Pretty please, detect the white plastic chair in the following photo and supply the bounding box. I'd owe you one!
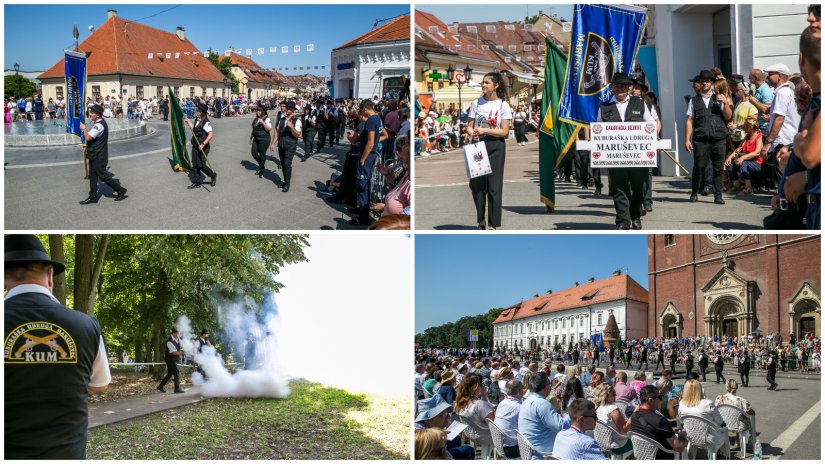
[594,419,629,460]
[628,431,680,460]
[515,430,553,460]
[717,404,752,459]
[486,419,510,460]
[680,414,730,460]
[457,414,493,459]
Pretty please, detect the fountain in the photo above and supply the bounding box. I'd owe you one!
[4,118,148,147]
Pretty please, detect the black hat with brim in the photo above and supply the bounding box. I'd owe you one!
[89,104,104,115]
[197,103,209,113]
[285,101,296,110]
[696,70,715,82]
[5,234,66,276]
[611,72,634,86]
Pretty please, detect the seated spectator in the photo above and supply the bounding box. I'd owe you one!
[492,379,524,459]
[496,366,513,394]
[725,117,764,194]
[629,370,649,397]
[554,377,585,416]
[415,428,450,460]
[593,383,633,456]
[715,379,759,438]
[613,372,637,403]
[580,364,595,388]
[553,364,569,396]
[654,370,674,398]
[437,370,457,404]
[372,135,411,219]
[518,371,571,457]
[604,366,617,384]
[552,399,607,460]
[454,373,495,448]
[423,369,442,397]
[678,379,731,458]
[585,371,605,399]
[415,395,474,460]
[368,214,410,230]
[630,385,687,459]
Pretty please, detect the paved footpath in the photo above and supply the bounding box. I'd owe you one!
[4,117,366,230]
[89,386,205,428]
[415,138,774,230]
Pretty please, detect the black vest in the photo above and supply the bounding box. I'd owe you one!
[691,93,728,141]
[714,356,724,370]
[164,336,181,362]
[192,117,210,148]
[85,117,108,161]
[312,108,325,128]
[4,291,103,459]
[699,353,709,367]
[739,355,750,372]
[252,118,270,140]
[277,116,298,146]
[302,114,316,133]
[600,96,645,122]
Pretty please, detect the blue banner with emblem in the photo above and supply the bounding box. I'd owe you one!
[64,51,87,143]
[559,4,648,125]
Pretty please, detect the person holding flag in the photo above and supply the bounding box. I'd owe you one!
[79,104,128,204]
[183,102,217,189]
[597,72,656,230]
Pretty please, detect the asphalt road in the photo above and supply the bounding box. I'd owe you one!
[415,138,777,230]
[4,117,367,230]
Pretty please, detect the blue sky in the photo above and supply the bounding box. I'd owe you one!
[415,234,648,333]
[417,4,573,24]
[4,4,409,76]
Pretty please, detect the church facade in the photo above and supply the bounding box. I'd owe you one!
[648,234,821,340]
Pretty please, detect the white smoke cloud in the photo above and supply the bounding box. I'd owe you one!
[175,302,290,398]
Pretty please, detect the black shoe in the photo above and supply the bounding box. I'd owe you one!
[79,197,99,205]
[595,189,602,197]
[631,218,642,230]
[640,209,647,217]
[348,218,369,226]
[187,183,201,189]
[157,385,166,393]
[644,204,653,213]
[301,157,306,162]
[114,190,128,201]
[616,223,630,230]
[347,206,360,213]
[478,225,486,230]
[174,388,186,394]
[211,173,217,187]
[258,170,263,178]
[282,183,289,192]
[325,195,343,204]
[714,195,725,205]
[689,193,698,203]
[701,187,712,196]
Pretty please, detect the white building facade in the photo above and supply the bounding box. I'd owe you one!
[331,42,410,100]
[648,4,810,176]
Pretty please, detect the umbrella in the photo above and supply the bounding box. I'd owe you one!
[436,115,451,123]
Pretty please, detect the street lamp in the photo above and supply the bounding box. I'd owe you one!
[507,74,516,106]
[446,64,455,82]
[223,77,228,98]
[14,63,20,98]
[456,65,472,135]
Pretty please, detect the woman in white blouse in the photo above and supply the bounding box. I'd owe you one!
[679,379,731,458]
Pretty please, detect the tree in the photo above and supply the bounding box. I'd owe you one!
[4,75,37,100]
[207,50,240,93]
[73,235,109,317]
[48,235,67,305]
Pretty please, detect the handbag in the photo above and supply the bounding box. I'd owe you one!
[463,141,492,179]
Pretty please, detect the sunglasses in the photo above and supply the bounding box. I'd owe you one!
[809,5,821,17]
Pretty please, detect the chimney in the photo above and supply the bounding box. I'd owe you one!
[176,27,185,41]
[588,277,595,283]
[613,269,622,276]
[538,10,544,16]
[452,21,459,28]
[575,281,579,287]
[547,289,553,294]
[107,9,117,20]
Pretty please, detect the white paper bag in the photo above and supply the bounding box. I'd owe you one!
[508,129,515,139]
[463,142,492,179]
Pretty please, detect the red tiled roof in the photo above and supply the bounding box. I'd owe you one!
[228,53,284,85]
[415,10,498,62]
[39,16,225,82]
[493,274,649,324]
[457,22,546,70]
[335,15,410,50]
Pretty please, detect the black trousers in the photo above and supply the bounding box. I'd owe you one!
[715,367,726,383]
[740,370,749,386]
[700,365,708,382]
[159,358,180,390]
[608,167,646,226]
[469,138,506,228]
[644,168,653,207]
[303,129,316,156]
[327,124,337,147]
[655,358,665,371]
[278,141,297,185]
[685,364,694,379]
[560,153,573,180]
[766,370,777,389]
[575,150,591,187]
[251,136,270,171]
[316,126,327,148]
[188,145,215,184]
[691,138,726,194]
[337,120,346,144]
[514,120,528,143]
[88,157,125,198]
[340,154,359,204]
[638,357,648,370]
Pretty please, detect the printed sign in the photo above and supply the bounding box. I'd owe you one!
[589,122,658,167]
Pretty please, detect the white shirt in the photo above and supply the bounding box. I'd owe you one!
[88,118,105,139]
[597,95,655,122]
[468,97,513,129]
[685,91,714,118]
[5,284,111,388]
[167,336,181,354]
[277,115,302,134]
[768,83,800,147]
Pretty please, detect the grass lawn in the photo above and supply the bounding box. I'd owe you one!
[87,379,410,459]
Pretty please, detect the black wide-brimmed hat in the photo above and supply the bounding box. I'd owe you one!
[611,72,634,85]
[632,76,649,93]
[696,70,715,82]
[89,103,105,115]
[5,234,66,276]
[284,101,296,110]
[197,102,209,113]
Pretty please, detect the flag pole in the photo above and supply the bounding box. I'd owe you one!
[74,24,89,179]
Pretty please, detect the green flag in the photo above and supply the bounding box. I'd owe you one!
[539,38,582,211]
[168,86,192,172]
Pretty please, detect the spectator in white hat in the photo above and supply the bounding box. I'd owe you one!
[761,63,801,178]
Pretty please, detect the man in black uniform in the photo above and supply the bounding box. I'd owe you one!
[669,347,678,374]
[639,344,649,371]
[4,234,111,459]
[608,344,616,366]
[685,69,732,204]
[214,97,222,119]
[738,349,751,387]
[196,329,212,378]
[160,96,169,121]
[684,351,695,379]
[323,100,338,148]
[184,102,217,189]
[336,100,347,145]
[625,345,634,369]
[713,350,727,383]
[270,100,302,192]
[655,346,666,372]
[596,72,656,230]
[79,104,129,204]
[766,351,778,391]
[698,348,709,382]
[157,327,185,393]
[313,100,326,150]
[301,104,317,161]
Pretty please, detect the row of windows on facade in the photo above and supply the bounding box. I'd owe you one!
[494,312,613,336]
[54,85,246,101]
[495,334,591,347]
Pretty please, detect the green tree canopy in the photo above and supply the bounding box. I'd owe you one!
[4,75,37,101]
[415,308,503,349]
[207,50,240,93]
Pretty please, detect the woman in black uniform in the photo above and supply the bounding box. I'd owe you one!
[250,105,272,177]
[464,72,513,230]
